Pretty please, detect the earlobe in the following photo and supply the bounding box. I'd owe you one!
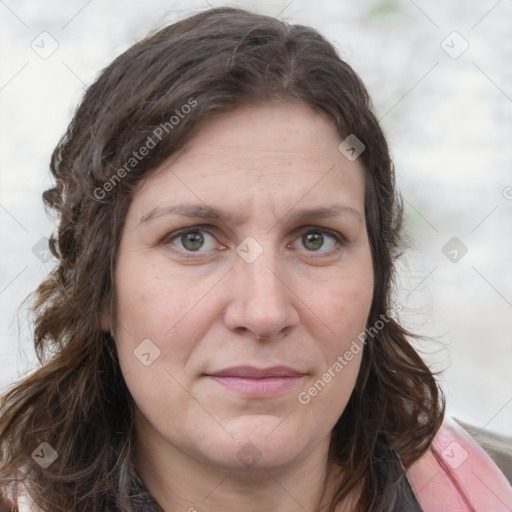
[99,303,113,333]
[99,311,110,332]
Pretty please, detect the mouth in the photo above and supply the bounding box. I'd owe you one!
[204,366,306,398]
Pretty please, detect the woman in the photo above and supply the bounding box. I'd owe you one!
[1,7,511,512]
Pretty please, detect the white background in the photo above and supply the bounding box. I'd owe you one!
[1,0,511,435]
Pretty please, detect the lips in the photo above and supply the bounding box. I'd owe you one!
[207,365,305,378]
[204,366,305,398]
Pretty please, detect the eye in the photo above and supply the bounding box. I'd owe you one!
[162,225,344,257]
[291,228,342,254]
[164,227,219,253]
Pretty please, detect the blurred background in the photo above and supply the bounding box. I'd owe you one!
[1,0,511,435]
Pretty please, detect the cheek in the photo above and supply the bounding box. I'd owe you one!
[322,280,370,378]
[115,256,212,342]
[310,262,374,352]
[113,257,206,389]
[113,259,211,425]
[306,270,372,406]
[294,257,373,409]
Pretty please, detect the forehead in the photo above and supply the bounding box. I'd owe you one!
[165,102,344,171]
[130,102,366,222]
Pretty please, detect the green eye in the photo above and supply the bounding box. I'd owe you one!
[181,232,204,251]
[164,226,343,257]
[302,232,324,251]
[164,228,218,253]
[298,230,338,252]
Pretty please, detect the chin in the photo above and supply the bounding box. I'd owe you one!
[206,415,314,471]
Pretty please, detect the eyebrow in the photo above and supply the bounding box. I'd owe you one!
[139,203,362,227]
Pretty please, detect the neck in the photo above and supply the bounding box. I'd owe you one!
[133,427,355,512]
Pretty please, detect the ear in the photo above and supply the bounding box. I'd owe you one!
[98,295,114,333]
[99,310,111,332]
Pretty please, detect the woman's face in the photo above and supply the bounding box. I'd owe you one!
[113,102,374,472]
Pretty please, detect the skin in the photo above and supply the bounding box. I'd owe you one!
[111,102,374,512]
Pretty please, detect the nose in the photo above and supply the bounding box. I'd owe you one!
[223,247,300,341]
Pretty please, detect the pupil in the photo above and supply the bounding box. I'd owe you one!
[182,232,204,251]
[304,232,323,250]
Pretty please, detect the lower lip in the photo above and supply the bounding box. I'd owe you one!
[207,376,303,397]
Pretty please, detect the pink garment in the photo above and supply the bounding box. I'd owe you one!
[17,495,41,512]
[407,417,512,511]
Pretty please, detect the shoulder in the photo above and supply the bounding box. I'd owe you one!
[406,416,512,511]
[453,417,512,484]
[0,493,43,512]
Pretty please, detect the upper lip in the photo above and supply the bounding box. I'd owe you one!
[206,366,305,378]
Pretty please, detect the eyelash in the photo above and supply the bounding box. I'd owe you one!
[161,224,346,258]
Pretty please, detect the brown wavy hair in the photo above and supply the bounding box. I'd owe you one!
[0,7,444,511]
